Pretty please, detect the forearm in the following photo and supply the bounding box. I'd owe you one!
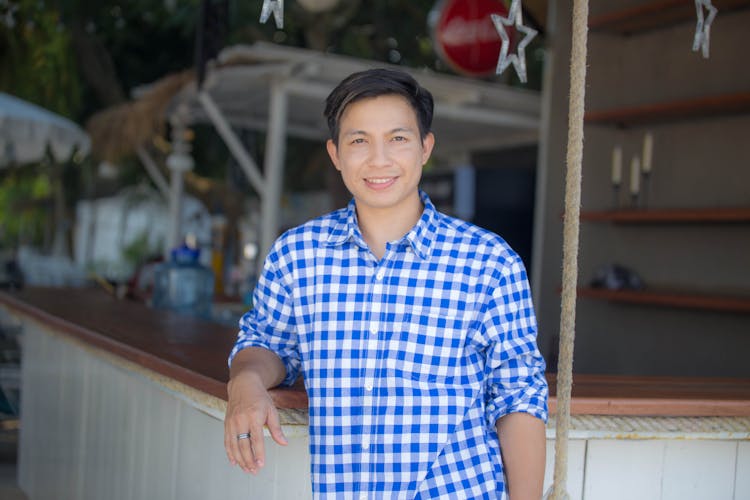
[496,412,546,500]
[229,346,287,390]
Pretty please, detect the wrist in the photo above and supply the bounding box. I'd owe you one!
[228,368,267,395]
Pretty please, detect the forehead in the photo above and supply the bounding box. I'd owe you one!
[339,94,419,130]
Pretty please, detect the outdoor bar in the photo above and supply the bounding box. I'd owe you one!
[3,287,749,499]
[3,1,750,499]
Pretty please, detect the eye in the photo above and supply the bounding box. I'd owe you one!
[350,138,366,144]
[392,135,407,142]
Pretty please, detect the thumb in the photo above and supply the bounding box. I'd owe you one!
[266,405,288,446]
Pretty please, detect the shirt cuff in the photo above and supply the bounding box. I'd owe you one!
[486,386,549,426]
[228,341,299,387]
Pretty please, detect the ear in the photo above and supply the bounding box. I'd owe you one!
[326,139,341,171]
[421,132,435,165]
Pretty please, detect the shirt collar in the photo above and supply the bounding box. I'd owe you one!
[325,190,438,261]
[404,190,438,260]
[324,197,364,248]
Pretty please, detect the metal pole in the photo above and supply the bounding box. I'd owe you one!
[198,91,266,195]
[165,115,194,255]
[136,145,170,199]
[259,78,289,274]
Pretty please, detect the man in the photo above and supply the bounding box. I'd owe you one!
[225,68,548,499]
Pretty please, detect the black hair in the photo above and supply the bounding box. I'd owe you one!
[324,68,434,144]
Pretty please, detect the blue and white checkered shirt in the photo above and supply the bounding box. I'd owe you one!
[230,191,548,499]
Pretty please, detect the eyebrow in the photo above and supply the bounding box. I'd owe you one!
[342,127,417,138]
[390,127,416,135]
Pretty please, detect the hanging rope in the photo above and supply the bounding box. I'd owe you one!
[546,1,589,499]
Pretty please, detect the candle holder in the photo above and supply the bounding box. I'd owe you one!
[641,171,651,208]
[612,183,621,210]
[628,156,641,210]
[630,190,640,209]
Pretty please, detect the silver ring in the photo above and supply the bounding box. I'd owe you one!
[236,432,251,441]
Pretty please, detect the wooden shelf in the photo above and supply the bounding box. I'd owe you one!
[580,207,750,224]
[584,92,750,127]
[578,287,750,314]
[589,0,750,35]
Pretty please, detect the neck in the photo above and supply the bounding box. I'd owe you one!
[356,197,423,260]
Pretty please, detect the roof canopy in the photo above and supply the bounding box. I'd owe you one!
[0,92,90,167]
[160,42,541,160]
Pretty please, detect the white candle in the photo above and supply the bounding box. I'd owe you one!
[630,156,641,196]
[642,132,654,174]
[611,146,623,186]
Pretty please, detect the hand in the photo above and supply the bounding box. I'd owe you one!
[224,371,288,474]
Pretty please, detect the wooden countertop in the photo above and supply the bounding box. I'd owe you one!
[2,287,749,417]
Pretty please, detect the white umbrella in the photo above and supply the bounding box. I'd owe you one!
[0,92,90,167]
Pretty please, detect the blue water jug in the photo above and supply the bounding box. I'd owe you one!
[152,245,214,319]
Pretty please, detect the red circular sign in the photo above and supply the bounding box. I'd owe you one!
[432,0,510,77]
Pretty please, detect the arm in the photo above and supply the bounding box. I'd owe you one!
[496,412,546,500]
[224,240,301,474]
[224,346,288,474]
[480,254,549,497]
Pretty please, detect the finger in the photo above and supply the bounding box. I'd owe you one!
[249,425,266,469]
[229,429,248,471]
[236,429,257,474]
[224,426,237,465]
[226,414,254,473]
[227,416,253,470]
[224,418,241,466]
[266,405,288,446]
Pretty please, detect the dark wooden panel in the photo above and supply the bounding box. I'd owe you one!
[589,0,750,35]
[584,92,750,127]
[578,287,750,314]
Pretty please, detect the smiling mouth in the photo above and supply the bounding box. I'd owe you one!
[365,177,396,184]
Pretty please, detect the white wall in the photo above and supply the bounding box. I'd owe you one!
[17,319,311,500]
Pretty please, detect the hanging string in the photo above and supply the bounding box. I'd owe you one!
[546,0,589,499]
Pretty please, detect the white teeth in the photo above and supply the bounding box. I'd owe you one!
[367,178,393,184]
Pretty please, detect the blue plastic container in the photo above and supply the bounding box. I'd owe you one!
[152,245,214,319]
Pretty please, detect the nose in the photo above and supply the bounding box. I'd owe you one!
[368,140,392,168]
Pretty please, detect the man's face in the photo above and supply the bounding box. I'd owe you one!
[326,94,435,217]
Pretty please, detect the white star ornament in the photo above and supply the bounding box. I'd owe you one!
[693,0,718,58]
[260,0,284,30]
[490,0,538,83]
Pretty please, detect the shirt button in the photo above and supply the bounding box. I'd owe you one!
[360,494,368,500]
[364,382,373,391]
[369,324,378,335]
[376,269,385,280]
[362,439,370,451]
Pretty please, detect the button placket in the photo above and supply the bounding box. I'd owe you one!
[364,265,384,392]
[357,264,388,495]
[359,260,393,493]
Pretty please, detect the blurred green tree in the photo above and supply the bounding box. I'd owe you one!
[0,0,82,115]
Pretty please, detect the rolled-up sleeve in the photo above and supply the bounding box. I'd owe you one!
[228,246,301,387]
[481,255,548,426]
